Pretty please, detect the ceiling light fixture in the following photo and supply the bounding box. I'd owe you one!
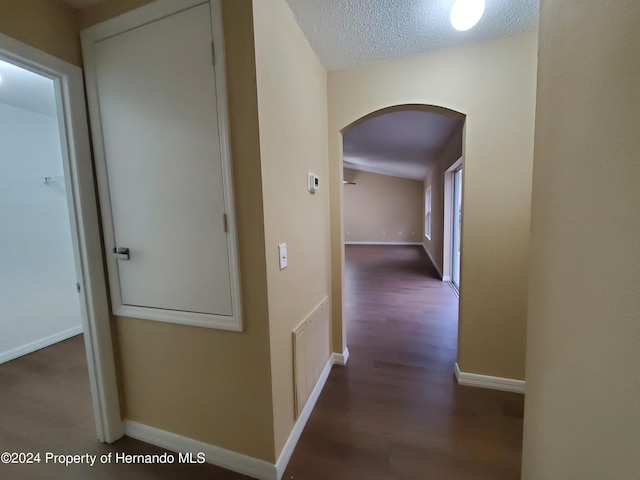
[450,0,485,31]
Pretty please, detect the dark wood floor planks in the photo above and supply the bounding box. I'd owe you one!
[0,335,251,480]
[284,245,523,480]
[0,244,523,479]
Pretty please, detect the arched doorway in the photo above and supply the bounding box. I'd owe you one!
[332,103,466,362]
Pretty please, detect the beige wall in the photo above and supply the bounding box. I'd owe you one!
[252,0,331,456]
[79,0,159,29]
[81,0,277,461]
[522,1,640,478]
[0,0,80,66]
[423,125,464,275]
[343,168,423,244]
[329,32,538,379]
[6,0,327,464]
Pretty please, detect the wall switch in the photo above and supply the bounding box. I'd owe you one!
[308,173,319,193]
[278,243,288,270]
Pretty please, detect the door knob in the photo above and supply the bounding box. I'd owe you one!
[113,247,130,260]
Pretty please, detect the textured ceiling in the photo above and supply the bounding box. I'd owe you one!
[0,59,56,117]
[343,110,463,180]
[61,0,103,8]
[285,0,539,71]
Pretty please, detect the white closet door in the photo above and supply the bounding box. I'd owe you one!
[88,2,236,323]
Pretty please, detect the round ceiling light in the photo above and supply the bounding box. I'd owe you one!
[450,0,486,31]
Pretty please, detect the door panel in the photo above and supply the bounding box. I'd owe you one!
[93,3,232,316]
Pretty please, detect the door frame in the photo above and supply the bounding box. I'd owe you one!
[442,157,463,283]
[0,33,123,443]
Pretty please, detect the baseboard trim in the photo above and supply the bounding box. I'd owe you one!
[275,356,333,479]
[330,347,350,366]
[125,420,276,480]
[454,362,525,394]
[421,243,444,280]
[345,242,422,246]
[0,325,83,364]
[125,355,337,480]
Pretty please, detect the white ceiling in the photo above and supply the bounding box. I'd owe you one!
[343,110,463,180]
[285,0,537,178]
[285,0,539,71]
[0,59,57,117]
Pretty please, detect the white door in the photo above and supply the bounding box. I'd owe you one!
[83,1,242,330]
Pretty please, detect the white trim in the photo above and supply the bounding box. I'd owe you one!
[125,420,277,480]
[345,242,423,246]
[0,33,123,443]
[330,347,350,366]
[454,362,525,394]
[422,243,444,280]
[0,326,83,364]
[125,357,336,480]
[80,0,243,332]
[275,357,333,479]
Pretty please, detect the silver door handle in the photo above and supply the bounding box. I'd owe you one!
[113,247,130,260]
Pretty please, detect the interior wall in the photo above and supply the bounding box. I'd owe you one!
[80,0,276,461]
[522,1,640,478]
[343,168,423,244]
[252,0,331,457]
[422,125,464,275]
[0,102,82,361]
[0,0,80,66]
[329,32,538,379]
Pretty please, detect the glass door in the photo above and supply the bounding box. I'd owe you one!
[452,167,462,290]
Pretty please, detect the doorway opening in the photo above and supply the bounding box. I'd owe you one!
[0,34,121,443]
[339,103,465,358]
[0,58,84,361]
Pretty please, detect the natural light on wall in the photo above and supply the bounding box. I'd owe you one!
[450,0,485,31]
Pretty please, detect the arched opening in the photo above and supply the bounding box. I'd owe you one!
[335,103,466,371]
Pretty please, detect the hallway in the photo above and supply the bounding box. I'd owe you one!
[284,245,524,479]
[0,246,523,479]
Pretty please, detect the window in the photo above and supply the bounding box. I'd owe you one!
[425,186,432,240]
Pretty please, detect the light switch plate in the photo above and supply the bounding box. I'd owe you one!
[278,243,287,270]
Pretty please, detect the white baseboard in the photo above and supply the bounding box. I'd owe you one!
[345,242,422,246]
[125,420,276,480]
[442,275,452,281]
[125,355,337,480]
[421,243,444,280]
[454,362,525,394]
[330,347,350,366]
[275,356,333,478]
[0,325,83,364]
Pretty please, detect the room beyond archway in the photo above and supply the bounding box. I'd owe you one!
[337,104,466,359]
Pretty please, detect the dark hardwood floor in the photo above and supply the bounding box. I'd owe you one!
[0,335,251,480]
[0,245,523,479]
[284,245,524,480]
